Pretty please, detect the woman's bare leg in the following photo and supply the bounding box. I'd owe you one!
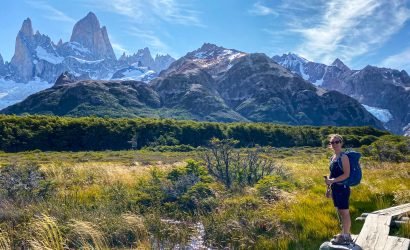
[338,209,351,234]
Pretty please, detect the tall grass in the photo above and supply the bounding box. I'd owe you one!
[0,147,408,249]
[28,214,65,250]
[121,213,150,248]
[0,230,11,250]
[69,220,108,250]
[398,221,410,238]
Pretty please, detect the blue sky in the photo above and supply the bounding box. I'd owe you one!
[1,0,410,72]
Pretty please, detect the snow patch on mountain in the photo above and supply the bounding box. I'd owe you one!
[299,63,309,81]
[403,123,410,136]
[120,68,155,81]
[314,78,324,86]
[111,66,156,82]
[68,56,105,64]
[362,104,393,123]
[35,46,64,64]
[0,78,52,109]
[194,52,208,59]
[67,42,91,54]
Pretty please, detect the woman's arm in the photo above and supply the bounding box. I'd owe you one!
[325,155,350,184]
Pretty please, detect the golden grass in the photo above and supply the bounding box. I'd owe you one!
[41,161,185,187]
[268,148,410,248]
[70,220,108,250]
[121,213,151,248]
[28,214,65,250]
[0,148,408,249]
[0,231,11,250]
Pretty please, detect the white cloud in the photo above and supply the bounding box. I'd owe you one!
[249,2,277,16]
[81,0,203,27]
[287,0,410,65]
[150,0,204,27]
[26,1,75,23]
[380,47,410,71]
[111,42,129,56]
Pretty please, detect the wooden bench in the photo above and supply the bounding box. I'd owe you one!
[354,203,410,250]
[320,203,410,250]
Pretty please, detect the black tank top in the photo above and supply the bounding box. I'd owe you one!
[329,157,344,179]
[329,155,349,190]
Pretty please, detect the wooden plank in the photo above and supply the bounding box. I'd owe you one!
[383,236,410,250]
[355,214,391,250]
[372,203,410,217]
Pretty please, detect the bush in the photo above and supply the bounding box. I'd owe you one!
[343,135,361,148]
[0,164,55,203]
[255,175,294,201]
[359,135,378,145]
[180,182,217,212]
[201,139,280,189]
[360,135,410,162]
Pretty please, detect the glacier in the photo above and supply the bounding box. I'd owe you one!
[0,78,52,110]
[362,104,393,123]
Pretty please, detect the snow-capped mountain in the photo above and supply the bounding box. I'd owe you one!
[2,45,384,131]
[272,53,352,87]
[118,48,175,74]
[0,78,52,110]
[0,12,175,109]
[273,53,410,135]
[69,12,116,61]
[161,43,247,79]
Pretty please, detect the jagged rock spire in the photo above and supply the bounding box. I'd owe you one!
[331,58,350,72]
[70,12,116,60]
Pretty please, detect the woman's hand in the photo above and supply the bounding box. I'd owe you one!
[325,178,334,185]
[325,188,331,198]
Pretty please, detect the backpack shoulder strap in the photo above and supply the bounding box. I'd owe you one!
[337,152,345,171]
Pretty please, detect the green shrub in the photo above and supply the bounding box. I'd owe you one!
[180,182,217,212]
[360,135,410,162]
[255,175,294,201]
[359,135,378,145]
[0,164,55,203]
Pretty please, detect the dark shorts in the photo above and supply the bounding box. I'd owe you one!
[331,184,350,209]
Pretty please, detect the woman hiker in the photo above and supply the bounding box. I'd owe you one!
[324,134,353,245]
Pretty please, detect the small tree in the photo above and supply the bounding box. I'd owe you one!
[202,138,237,188]
[201,138,279,189]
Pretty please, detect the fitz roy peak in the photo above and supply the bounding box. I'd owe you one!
[69,12,116,61]
[1,12,174,83]
[0,12,175,109]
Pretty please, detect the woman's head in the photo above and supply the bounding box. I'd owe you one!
[328,134,343,151]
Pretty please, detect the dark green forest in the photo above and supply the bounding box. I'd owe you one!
[0,115,389,152]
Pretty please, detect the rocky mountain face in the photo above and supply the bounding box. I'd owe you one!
[1,13,175,84]
[0,13,175,109]
[0,54,5,75]
[70,12,116,61]
[118,48,175,73]
[1,79,161,117]
[161,43,246,79]
[9,18,61,82]
[273,53,410,135]
[2,44,384,130]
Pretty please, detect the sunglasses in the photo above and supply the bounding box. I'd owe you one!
[329,140,341,145]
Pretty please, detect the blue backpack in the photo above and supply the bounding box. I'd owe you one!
[336,151,362,186]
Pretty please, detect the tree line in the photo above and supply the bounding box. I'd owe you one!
[0,115,389,152]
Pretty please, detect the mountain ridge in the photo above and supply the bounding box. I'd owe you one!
[272,53,410,135]
[1,46,384,130]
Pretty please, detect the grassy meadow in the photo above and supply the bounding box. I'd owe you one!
[0,146,409,250]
